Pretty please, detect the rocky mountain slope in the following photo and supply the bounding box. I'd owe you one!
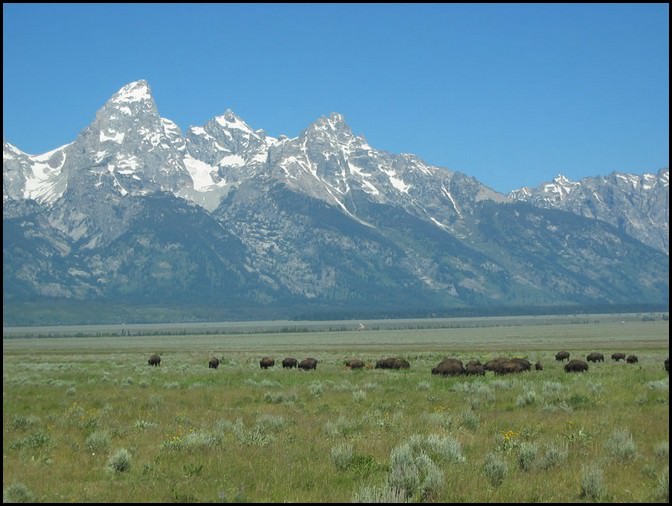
[3,80,668,324]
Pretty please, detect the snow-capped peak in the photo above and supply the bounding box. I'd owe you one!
[311,112,350,133]
[551,174,580,189]
[213,110,255,134]
[110,80,153,104]
[3,141,27,158]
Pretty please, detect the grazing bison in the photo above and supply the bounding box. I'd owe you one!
[665,358,669,373]
[375,357,398,369]
[626,354,638,364]
[208,357,220,369]
[394,358,411,369]
[535,361,543,371]
[586,352,604,363]
[564,359,589,373]
[298,358,318,371]
[483,357,508,373]
[510,358,532,372]
[259,357,275,369]
[147,354,161,367]
[498,360,528,375]
[431,358,465,376]
[345,359,365,369]
[282,357,298,369]
[555,351,570,362]
[484,357,530,375]
[375,357,409,370]
[464,360,485,376]
[611,352,626,362]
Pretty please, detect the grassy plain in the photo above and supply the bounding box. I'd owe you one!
[3,314,669,502]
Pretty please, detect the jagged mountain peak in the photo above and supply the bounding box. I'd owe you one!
[3,141,26,158]
[306,112,352,136]
[110,79,153,105]
[92,79,161,129]
[3,80,669,322]
[212,109,251,130]
[510,168,669,254]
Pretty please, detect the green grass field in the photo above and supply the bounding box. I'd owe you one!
[3,315,669,502]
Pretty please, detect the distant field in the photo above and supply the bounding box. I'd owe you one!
[3,314,668,502]
[3,312,669,352]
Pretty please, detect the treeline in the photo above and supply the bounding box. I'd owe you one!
[3,301,668,330]
[292,303,670,321]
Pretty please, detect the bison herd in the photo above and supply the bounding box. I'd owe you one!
[147,352,669,375]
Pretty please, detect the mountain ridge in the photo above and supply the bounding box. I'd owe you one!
[3,80,668,325]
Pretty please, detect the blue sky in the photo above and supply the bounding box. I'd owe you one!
[3,3,669,193]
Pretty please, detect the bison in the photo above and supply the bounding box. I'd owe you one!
[564,359,589,373]
[208,357,220,369]
[282,357,298,369]
[464,360,485,376]
[147,354,161,367]
[586,352,604,363]
[298,358,318,371]
[611,352,626,361]
[483,357,508,373]
[484,357,530,375]
[259,357,275,369]
[375,357,409,370]
[345,359,365,369]
[497,360,528,375]
[626,354,638,364]
[375,357,398,369]
[394,358,410,369]
[431,358,465,376]
[535,361,543,371]
[555,351,570,362]
[665,358,669,373]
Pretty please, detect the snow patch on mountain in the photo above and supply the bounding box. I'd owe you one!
[183,154,221,191]
[111,80,153,104]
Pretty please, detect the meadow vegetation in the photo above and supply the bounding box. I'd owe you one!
[3,315,668,502]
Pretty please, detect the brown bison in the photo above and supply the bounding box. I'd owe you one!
[535,361,543,371]
[282,357,298,369]
[375,357,409,370]
[208,357,220,369]
[586,352,604,363]
[259,357,275,369]
[564,359,589,373]
[431,358,465,376]
[464,360,485,376]
[298,358,318,371]
[375,357,397,369]
[611,352,626,361]
[483,357,508,373]
[148,354,161,367]
[394,358,410,369]
[484,357,530,375]
[665,358,669,373]
[626,355,638,364]
[510,358,532,371]
[345,359,365,369]
[498,360,528,375]
[555,351,570,362]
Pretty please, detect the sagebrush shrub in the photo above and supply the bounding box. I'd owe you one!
[483,452,507,487]
[580,463,605,500]
[106,448,131,473]
[331,443,354,471]
[86,430,110,452]
[517,441,538,471]
[605,428,636,460]
[3,482,35,503]
[655,466,669,502]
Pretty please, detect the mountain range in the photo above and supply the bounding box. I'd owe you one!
[3,80,669,325]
